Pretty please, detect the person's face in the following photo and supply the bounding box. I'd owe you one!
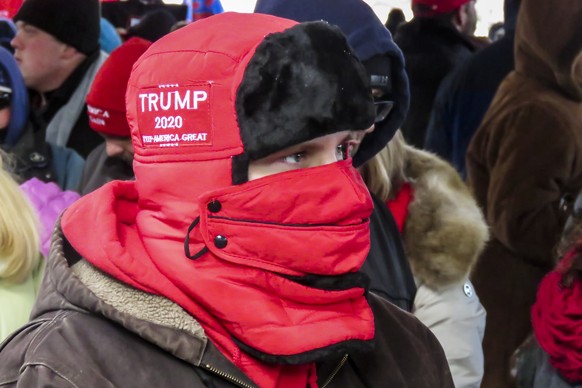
[0,108,10,130]
[248,130,358,181]
[104,135,134,165]
[11,22,68,92]
[461,0,478,36]
[0,90,10,130]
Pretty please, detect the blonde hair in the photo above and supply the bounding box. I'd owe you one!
[0,151,41,283]
[360,130,408,202]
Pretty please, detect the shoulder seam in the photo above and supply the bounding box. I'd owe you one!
[19,363,78,388]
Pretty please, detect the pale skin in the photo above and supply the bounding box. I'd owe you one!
[454,0,478,36]
[11,22,86,94]
[103,135,134,165]
[248,130,364,181]
[0,108,9,130]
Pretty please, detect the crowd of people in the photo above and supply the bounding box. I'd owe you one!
[0,0,580,387]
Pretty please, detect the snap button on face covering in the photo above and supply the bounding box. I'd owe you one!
[214,235,228,249]
[207,200,222,213]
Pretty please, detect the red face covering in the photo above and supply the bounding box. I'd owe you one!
[191,159,374,355]
[63,159,375,388]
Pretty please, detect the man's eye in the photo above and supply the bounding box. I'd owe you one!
[282,153,305,164]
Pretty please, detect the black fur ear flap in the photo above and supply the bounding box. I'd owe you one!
[231,153,250,185]
[235,21,375,162]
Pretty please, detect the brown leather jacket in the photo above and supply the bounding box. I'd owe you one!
[0,223,454,388]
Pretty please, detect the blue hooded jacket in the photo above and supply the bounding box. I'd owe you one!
[255,0,410,167]
[0,45,28,147]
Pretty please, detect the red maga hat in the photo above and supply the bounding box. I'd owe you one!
[87,37,152,137]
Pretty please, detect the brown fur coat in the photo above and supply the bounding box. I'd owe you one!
[466,0,582,386]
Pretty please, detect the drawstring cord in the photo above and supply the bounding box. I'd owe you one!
[184,216,208,260]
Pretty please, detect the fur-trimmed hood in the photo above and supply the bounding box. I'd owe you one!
[403,146,489,289]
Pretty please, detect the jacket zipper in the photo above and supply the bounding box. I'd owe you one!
[202,354,348,388]
[202,363,256,388]
[321,354,349,388]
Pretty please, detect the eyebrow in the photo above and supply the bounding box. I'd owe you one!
[299,133,352,151]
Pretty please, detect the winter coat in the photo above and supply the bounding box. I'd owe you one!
[78,143,134,195]
[512,336,582,388]
[466,0,582,386]
[394,17,476,148]
[532,344,582,388]
[0,222,455,388]
[30,50,107,159]
[424,32,515,178]
[424,0,521,177]
[401,146,488,388]
[0,259,44,343]
[532,350,582,388]
[19,178,79,257]
[7,125,85,191]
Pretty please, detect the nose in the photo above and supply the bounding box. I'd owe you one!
[11,32,22,50]
[105,141,124,157]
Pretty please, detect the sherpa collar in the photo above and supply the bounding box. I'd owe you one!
[31,222,258,387]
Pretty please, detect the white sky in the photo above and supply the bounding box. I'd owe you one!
[218,0,505,37]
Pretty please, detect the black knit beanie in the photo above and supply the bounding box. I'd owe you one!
[14,0,100,55]
[126,9,177,42]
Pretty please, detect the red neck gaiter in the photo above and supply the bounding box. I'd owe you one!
[62,159,375,388]
[532,252,582,383]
